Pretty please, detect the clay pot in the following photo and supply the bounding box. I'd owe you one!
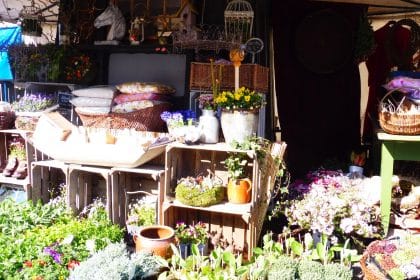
[133,225,175,258]
[227,178,252,204]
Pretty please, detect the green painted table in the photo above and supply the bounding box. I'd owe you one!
[377,132,420,235]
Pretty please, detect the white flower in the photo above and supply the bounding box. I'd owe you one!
[86,239,96,254]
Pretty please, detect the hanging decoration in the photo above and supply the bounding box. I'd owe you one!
[224,0,254,44]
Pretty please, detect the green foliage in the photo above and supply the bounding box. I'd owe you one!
[0,199,123,279]
[267,255,298,280]
[126,196,156,227]
[388,268,406,280]
[323,263,353,280]
[69,242,164,280]
[159,244,249,280]
[297,259,325,280]
[224,152,249,180]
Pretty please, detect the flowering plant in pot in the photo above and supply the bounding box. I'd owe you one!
[224,152,252,204]
[160,110,200,144]
[214,87,264,144]
[175,221,209,258]
[126,194,157,235]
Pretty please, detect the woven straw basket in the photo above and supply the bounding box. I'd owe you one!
[76,103,171,132]
[379,89,420,135]
[360,240,390,280]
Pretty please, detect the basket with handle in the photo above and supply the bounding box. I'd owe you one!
[378,88,420,135]
[76,103,172,132]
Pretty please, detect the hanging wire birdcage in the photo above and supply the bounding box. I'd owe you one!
[19,0,43,37]
[224,0,254,44]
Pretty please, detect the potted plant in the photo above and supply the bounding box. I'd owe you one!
[224,152,252,204]
[175,171,224,207]
[126,194,157,236]
[175,221,209,258]
[198,94,220,144]
[160,110,200,144]
[214,86,264,144]
[349,149,366,176]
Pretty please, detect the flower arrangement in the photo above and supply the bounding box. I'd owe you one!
[175,172,224,207]
[126,195,156,234]
[64,54,93,83]
[363,235,420,280]
[282,168,381,246]
[175,221,209,245]
[11,94,56,112]
[198,94,215,110]
[350,150,366,167]
[214,87,264,111]
[160,110,200,144]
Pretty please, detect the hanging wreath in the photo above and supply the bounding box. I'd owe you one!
[353,13,376,64]
[385,19,420,71]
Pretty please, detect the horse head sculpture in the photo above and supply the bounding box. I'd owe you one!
[94,2,126,41]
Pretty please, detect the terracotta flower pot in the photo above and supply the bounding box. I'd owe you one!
[227,178,252,204]
[133,225,175,258]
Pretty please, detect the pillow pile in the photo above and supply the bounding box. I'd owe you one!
[111,82,174,113]
[71,86,116,115]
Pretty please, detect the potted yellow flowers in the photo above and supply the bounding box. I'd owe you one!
[214,87,264,145]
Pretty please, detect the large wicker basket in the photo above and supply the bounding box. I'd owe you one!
[76,103,171,132]
[379,89,420,135]
[360,240,388,280]
[190,62,269,93]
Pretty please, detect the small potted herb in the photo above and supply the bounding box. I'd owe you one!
[224,152,252,204]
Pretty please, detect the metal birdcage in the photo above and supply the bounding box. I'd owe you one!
[224,0,254,44]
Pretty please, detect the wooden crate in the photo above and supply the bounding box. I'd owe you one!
[110,165,165,226]
[31,160,70,204]
[68,165,111,215]
[189,62,269,93]
[163,206,254,259]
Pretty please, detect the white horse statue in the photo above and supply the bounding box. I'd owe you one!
[94,2,126,42]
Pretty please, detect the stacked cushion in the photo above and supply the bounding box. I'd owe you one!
[71,85,117,114]
[111,82,174,113]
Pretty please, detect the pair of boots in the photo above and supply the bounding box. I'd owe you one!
[2,157,28,179]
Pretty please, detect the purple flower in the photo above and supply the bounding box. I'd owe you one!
[160,111,172,122]
[43,246,61,264]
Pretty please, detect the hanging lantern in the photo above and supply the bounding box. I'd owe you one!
[19,1,43,37]
[224,0,254,44]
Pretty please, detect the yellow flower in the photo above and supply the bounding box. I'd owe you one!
[234,93,241,101]
[244,96,250,102]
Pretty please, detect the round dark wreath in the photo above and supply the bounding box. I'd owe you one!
[385,19,420,70]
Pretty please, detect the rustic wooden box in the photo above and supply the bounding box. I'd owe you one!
[31,160,70,204]
[68,165,111,215]
[110,165,165,226]
[163,142,265,257]
[189,62,269,93]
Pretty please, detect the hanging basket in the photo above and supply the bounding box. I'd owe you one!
[378,88,420,135]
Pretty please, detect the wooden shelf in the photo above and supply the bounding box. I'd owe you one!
[163,199,253,221]
[167,142,256,156]
[0,173,29,187]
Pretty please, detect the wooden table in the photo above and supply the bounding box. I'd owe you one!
[377,132,420,235]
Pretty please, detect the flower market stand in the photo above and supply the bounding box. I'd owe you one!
[162,142,286,258]
[377,132,420,235]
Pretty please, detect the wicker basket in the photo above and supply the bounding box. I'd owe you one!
[0,111,15,130]
[190,62,269,93]
[360,240,390,280]
[76,103,171,132]
[379,89,420,135]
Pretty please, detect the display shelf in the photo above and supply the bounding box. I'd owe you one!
[110,165,165,226]
[162,199,253,221]
[0,173,30,187]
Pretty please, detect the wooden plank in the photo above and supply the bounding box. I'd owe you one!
[68,170,78,212]
[40,166,49,203]
[31,165,42,203]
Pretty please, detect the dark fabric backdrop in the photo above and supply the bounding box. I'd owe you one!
[272,0,365,178]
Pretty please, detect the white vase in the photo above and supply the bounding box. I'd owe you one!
[199,109,220,144]
[220,110,259,144]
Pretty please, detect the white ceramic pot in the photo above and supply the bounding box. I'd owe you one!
[220,110,259,144]
[199,109,220,144]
